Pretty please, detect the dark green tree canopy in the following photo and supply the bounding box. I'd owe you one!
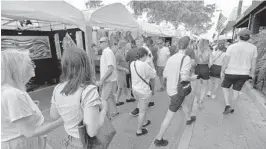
[130,1,216,35]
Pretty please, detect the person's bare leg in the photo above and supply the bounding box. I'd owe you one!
[222,87,230,106]
[212,78,220,98]
[208,78,213,96]
[200,80,207,102]
[156,109,175,140]
[110,82,118,115]
[137,101,148,133]
[116,87,122,103]
[232,90,240,101]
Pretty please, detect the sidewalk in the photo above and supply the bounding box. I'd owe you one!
[178,83,266,149]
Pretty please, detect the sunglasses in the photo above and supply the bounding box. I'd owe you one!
[99,41,106,43]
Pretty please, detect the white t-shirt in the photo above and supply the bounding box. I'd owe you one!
[157,46,170,66]
[130,60,156,96]
[100,47,117,82]
[51,83,101,138]
[1,84,44,142]
[225,41,257,75]
[143,44,155,69]
[163,53,192,96]
[210,50,225,66]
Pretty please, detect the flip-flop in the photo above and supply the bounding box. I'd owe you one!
[142,120,151,127]
[186,116,196,125]
[136,128,148,136]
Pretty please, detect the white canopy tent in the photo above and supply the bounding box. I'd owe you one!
[84,3,139,32]
[138,21,163,37]
[1,0,95,76]
[1,0,86,31]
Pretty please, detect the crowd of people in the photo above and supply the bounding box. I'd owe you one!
[1,28,257,148]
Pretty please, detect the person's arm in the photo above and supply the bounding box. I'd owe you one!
[146,63,156,94]
[50,86,60,120]
[180,56,192,81]
[250,47,258,79]
[100,51,116,84]
[14,116,63,138]
[83,86,108,137]
[166,47,171,59]
[7,91,63,138]
[221,46,232,79]
[209,52,213,67]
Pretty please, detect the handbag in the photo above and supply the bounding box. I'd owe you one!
[78,86,116,149]
[209,52,223,77]
[177,55,192,97]
[134,61,152,90]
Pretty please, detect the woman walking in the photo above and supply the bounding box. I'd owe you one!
[209,41,226,99]
[195,39,211,104]
[130,47,156,136]
[49,47,109,149]
[1,49,63,149]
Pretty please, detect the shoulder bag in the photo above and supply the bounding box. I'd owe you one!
[78,86,116,149]
[177,56,192,97]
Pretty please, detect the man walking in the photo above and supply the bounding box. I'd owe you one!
[97,37,119,117]
[221,29,257,114]
[156,39,170,91]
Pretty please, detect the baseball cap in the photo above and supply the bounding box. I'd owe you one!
[238,29,251,37]
[99,37,109,42]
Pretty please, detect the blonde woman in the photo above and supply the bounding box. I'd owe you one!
[195,39,211,104]
[49,47,108,149]
[208,41,226,99]
[1,49,63,149]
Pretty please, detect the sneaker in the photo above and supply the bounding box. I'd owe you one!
[136,128,148,136]
[211,94,216,99]
[186,116,196,125]
[207,91,211,97]
[126,98,136,103]
[130,108,139,116]
[223,105,234,114]
[116,102,124,106]
[154,138,168,147]
[148,102,155,107]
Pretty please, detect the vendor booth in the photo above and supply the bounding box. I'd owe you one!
[1,0,93,91]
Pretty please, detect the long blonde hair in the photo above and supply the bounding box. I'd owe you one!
[1,49,31,90]
[197,39,210,63]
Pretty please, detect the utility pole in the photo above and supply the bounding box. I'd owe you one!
[237,0,243,18]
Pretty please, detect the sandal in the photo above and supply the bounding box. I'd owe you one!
[142,120,151,127]
[136,128,148,136]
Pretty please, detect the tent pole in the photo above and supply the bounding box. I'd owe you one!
[84,25,96,82]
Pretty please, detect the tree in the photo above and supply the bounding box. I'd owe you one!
[85,0,103,9]
[130,1,216,35]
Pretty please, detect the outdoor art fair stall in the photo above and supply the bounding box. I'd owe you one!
[1,0,93,91]
[83,3,140,70]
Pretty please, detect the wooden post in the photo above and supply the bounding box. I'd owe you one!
[84,25,96,82]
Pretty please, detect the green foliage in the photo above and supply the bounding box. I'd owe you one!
[85,0,103,8]
[129,1,215,35]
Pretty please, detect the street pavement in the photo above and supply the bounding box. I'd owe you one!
[29,76,266,149]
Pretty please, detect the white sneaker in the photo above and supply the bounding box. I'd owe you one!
[211,94,216,99]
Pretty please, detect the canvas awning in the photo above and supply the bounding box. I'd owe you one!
[138,21,163,36]
[1,0,86,31]
[84,3,139,31]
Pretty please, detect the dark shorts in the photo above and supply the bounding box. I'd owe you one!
[169,94,186,112]
[210,64,222,78]
[126,73,131,88]
[195,64,210,80]
[221,74,249,91]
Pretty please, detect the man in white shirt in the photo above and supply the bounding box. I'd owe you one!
[154,36,197,147]
[221,29,257,114]
[156,39,170,91]
[98,37,119,117]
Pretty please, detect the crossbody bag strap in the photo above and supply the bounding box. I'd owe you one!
[134,61,151,89]
[178,55,186,84]
[212,52,223,64]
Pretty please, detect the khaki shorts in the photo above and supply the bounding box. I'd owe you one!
[101,81,117,101]
[157,66,165,77]
[1,136,49,149]
[133,91,152,112]
[117,73,127,89]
